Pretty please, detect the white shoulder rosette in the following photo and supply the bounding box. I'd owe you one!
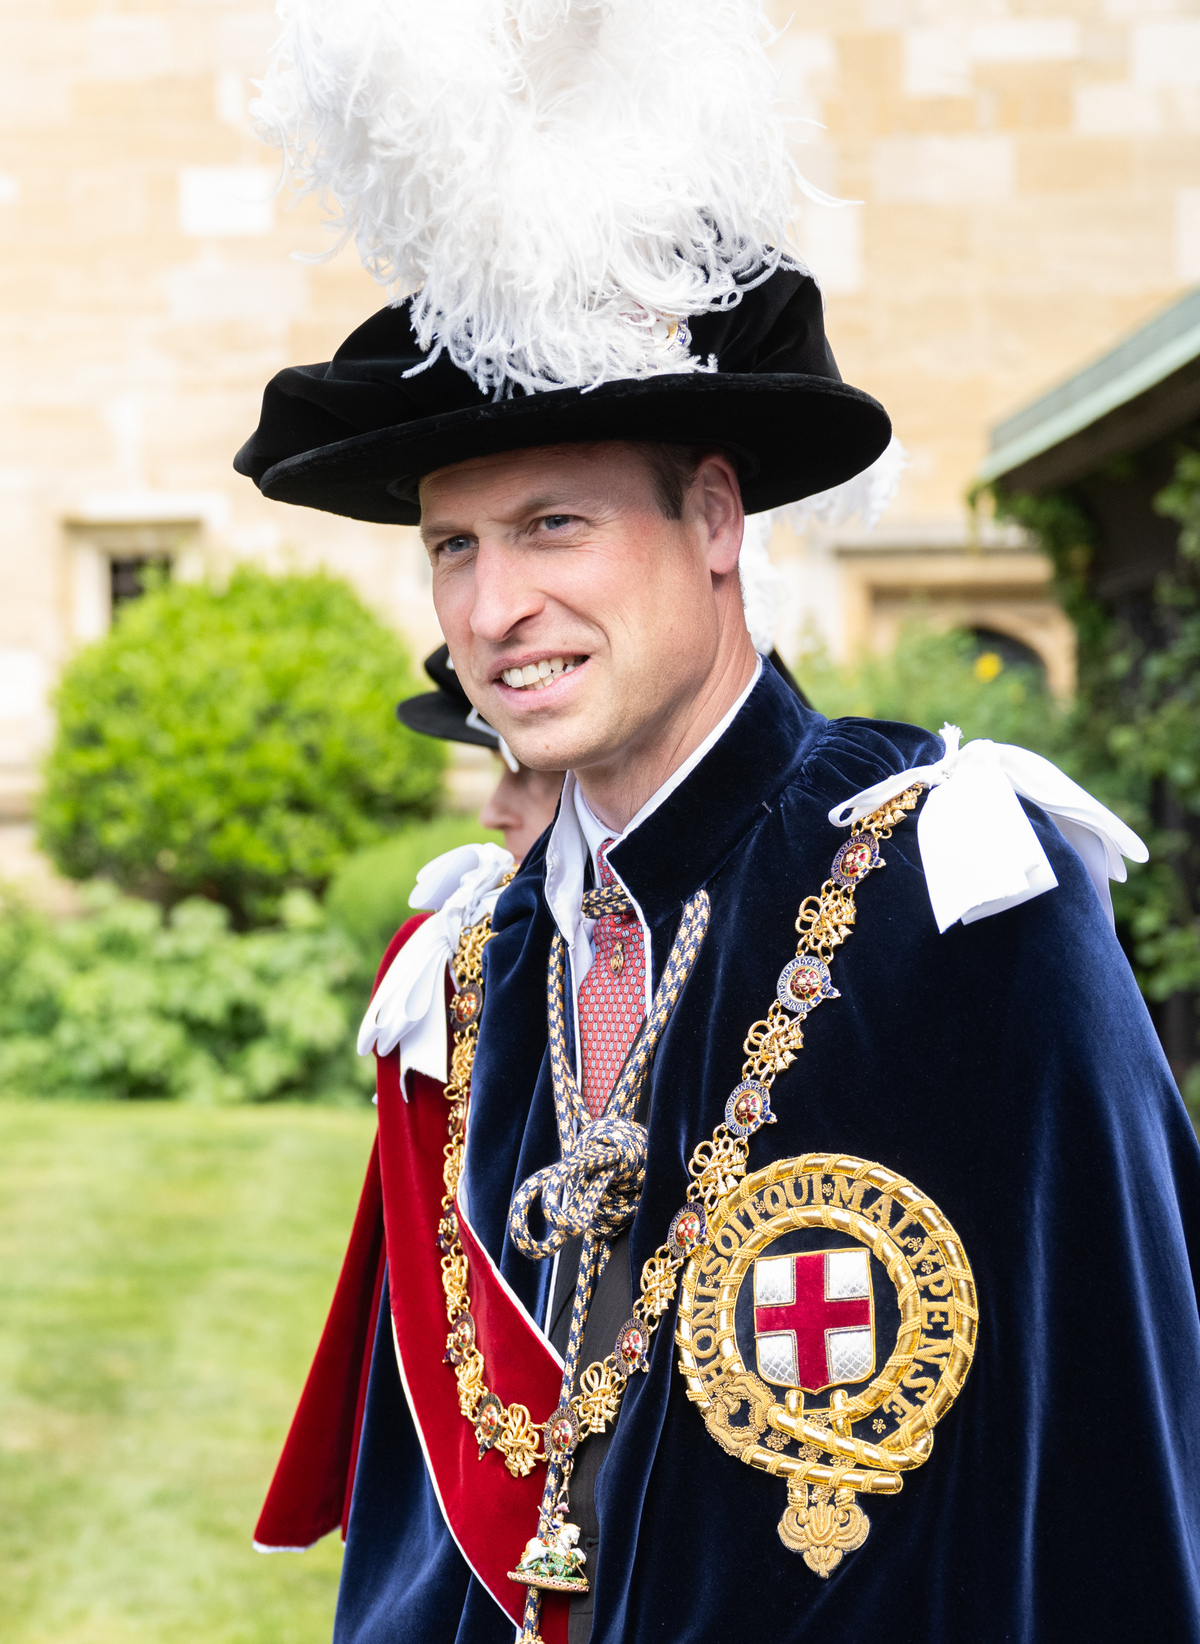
[828,725,1148,933]
[357,842,515,1089]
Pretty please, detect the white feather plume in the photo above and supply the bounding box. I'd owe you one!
[740,439,907,656]
[253,0,809,396]
[781,436,908,534]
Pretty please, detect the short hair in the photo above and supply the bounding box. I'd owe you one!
[415,440,736,521]
[636,443,736,520]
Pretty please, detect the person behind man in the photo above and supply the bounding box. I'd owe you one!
[237,5,1200,1642]
[478,762,566,865]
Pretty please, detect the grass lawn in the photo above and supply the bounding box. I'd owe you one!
[0,1099,377,1644]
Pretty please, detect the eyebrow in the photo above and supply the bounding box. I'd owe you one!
[419,492,591,543]
[418,517,463,544]
[518,493,580,515]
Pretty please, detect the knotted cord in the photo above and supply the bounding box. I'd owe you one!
[508,887,710,1258]
[580,882,634,920]
[508,886,709,1640]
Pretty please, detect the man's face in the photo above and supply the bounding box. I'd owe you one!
[420,443,745,776]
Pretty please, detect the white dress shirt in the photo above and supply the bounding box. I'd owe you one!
[542,656,762,1054]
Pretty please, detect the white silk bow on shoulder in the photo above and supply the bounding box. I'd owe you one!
[356,842,515,1087]
[828,725,1148,933]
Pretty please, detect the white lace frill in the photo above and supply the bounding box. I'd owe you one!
[357,843,515,1091]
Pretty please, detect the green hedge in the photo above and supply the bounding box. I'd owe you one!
[0,885,373,1104]
[325,815,503,967]
[991,446,1200,1105]
[800,620,1066,756]
[0,817,511,1104]
[38,569,444,926]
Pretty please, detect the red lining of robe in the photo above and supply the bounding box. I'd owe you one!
[254,913,569,1640]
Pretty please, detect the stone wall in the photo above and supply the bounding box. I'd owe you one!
[0,0,1196,834]
[766,0,1199,677]
[0,0,437,827]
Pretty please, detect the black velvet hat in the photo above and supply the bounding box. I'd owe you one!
[397,645,501,750]
[234,268,890,526]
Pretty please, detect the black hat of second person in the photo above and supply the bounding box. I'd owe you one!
[234,268,890,527]
[396,645,500,750]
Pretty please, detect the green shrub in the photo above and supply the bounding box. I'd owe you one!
[0,812,515,1104]
[0,884,374,1104]
[325,815,504,968]
[798,620,1067,756]
[38,569,444,926]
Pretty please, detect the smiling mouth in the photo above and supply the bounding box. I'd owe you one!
[499,655,586,692]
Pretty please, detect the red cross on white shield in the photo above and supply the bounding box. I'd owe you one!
[753,1249,876,1393]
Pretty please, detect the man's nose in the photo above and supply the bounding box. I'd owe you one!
[469,541,543,641]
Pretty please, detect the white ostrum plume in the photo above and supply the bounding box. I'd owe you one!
[253,0,821,397]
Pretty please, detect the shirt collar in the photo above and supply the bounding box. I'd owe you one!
[544,656,763,948]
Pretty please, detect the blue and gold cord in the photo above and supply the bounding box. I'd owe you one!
[510,888,709,1640]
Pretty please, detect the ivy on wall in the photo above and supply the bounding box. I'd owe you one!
[990,447,1200,1105]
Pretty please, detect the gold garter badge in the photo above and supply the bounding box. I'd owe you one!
[675,1152,977,1577]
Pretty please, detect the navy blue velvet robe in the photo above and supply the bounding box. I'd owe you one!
[335,664,1200,1643]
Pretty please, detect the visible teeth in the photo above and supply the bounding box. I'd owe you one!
[502,656,582,689]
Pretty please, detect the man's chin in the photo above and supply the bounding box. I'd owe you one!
[497,711,614,777]
[501,733,596,775]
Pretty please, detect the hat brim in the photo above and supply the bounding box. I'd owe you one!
[254,371,890,525]
[396,693,499,748]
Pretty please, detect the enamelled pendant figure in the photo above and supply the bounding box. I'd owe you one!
[675,1153,977,1576]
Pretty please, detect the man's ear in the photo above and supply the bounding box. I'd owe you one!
[693,453,744,575]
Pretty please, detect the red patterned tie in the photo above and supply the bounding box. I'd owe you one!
[577,838,647,1120]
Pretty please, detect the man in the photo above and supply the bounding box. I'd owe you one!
[397,644,565,861]
[237,5,1200,1641]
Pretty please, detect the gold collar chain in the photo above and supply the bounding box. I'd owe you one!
[432,786,923,1614]
[435,785,923,1478]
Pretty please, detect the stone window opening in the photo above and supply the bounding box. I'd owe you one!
[63,519,200,643]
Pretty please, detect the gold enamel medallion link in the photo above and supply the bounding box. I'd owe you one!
[437,901,548,1480]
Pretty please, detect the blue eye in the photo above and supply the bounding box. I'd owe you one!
[441,535,475,554]
[543,515,573,530]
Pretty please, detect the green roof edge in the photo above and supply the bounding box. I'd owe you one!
[978,286,1200,487]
